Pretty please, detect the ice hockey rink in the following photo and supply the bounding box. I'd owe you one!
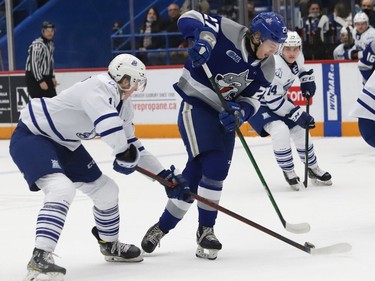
[1,136,375,281]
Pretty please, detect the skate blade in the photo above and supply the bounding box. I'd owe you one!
[309,178,333,186]
[104,255,143,263]
[24,270,65,281]
[195,246,219,260]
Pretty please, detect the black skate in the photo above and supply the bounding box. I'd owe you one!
[24,248,66,281]
[91,227,143,262]
[283,170,304,191]
[141,222,166,253]
[196,225,222,260]
[308,167,332,186]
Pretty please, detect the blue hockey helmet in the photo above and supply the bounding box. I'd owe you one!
[250,12,288,44]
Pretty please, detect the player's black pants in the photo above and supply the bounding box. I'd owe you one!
[25,72,56,98]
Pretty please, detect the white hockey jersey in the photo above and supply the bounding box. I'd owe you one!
[350,71,375,121]
[333,43,348,60]
[20,73,165,173]
[261,52,309,116]
[352,26,375,58]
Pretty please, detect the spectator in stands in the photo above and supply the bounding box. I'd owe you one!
[25,21,58,98]
[181,0,210,15]
[361,0,375,27]
[299,1,330,59]
[217,0,237,21]
[247,1,257,23]
[333,26,355,60]
[137,7,165,65]
[162,3,188,64]
[328,0,353,45]
[111,20,124,50]
[303,1,330,43]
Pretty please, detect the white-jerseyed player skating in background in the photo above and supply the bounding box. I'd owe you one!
[350,40,375,148]
[9,54,190,281]
[347,12,375,60]
[248,31,332,191]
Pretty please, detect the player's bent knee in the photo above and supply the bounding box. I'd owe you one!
[79,174,119,210]
[36,173,76,205]
[266,121,291,141]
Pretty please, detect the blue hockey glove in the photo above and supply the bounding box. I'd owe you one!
[188,27,217,68]
[287,106,315,129]
[219,102,252,132]
[158,165,192,202]
[299,69,316,98]
[113,144,140,175]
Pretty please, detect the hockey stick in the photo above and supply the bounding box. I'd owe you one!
[201,63,310,234]
[135,166,352,255]
[303,97,310,188]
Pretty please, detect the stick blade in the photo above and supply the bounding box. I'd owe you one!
[310,243,352,255]
[285,222,311,234]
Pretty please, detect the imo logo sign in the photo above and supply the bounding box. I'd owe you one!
[16,87,30,111]
[287,86,313,106]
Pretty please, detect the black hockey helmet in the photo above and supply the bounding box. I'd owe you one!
[42,21,55,31]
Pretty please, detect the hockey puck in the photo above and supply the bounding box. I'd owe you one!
[304,242,315,248]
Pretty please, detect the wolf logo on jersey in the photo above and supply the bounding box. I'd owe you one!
[216,70,252,100]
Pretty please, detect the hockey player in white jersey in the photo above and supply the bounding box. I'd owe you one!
[350,40,375,148]
[9,54,190,281]
[249,31,332,190]
[347,12,375,59]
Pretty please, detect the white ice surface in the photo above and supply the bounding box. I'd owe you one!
[1,136,375,281]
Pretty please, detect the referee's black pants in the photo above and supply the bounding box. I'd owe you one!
[25,72,57,98]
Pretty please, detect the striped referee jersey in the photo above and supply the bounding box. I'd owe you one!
[25,37,55,82]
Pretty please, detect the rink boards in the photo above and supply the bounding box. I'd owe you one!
[0,61,362,139]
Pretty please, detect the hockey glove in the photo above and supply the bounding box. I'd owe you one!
[188,27,217,68]
[287,106,315,129]
[299,69,316,98]
[219,102,254,132]
[113,144,140,175]
[158,165,192,202]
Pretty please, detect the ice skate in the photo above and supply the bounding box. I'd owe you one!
[24,248,66,281]
[196,225,222,260]
[91,227,143,262]
[141,222,166,253]
[308,166,332,186]
[283,170,304,191]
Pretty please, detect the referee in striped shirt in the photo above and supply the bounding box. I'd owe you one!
[25,21,58,98]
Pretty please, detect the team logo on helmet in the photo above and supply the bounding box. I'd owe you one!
[131,60,138,66]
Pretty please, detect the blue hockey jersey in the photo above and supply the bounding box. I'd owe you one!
[173,10,276,116]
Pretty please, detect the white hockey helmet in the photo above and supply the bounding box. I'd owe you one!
[108,54,147,92]
[282,31,302,47]
[353,12,369,24]
[279,31,302,54]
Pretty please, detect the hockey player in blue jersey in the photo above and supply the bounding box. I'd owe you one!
[9,54,190,281]
[351,40,375,148]
[249,31,332,191]
[141,10,287,260]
